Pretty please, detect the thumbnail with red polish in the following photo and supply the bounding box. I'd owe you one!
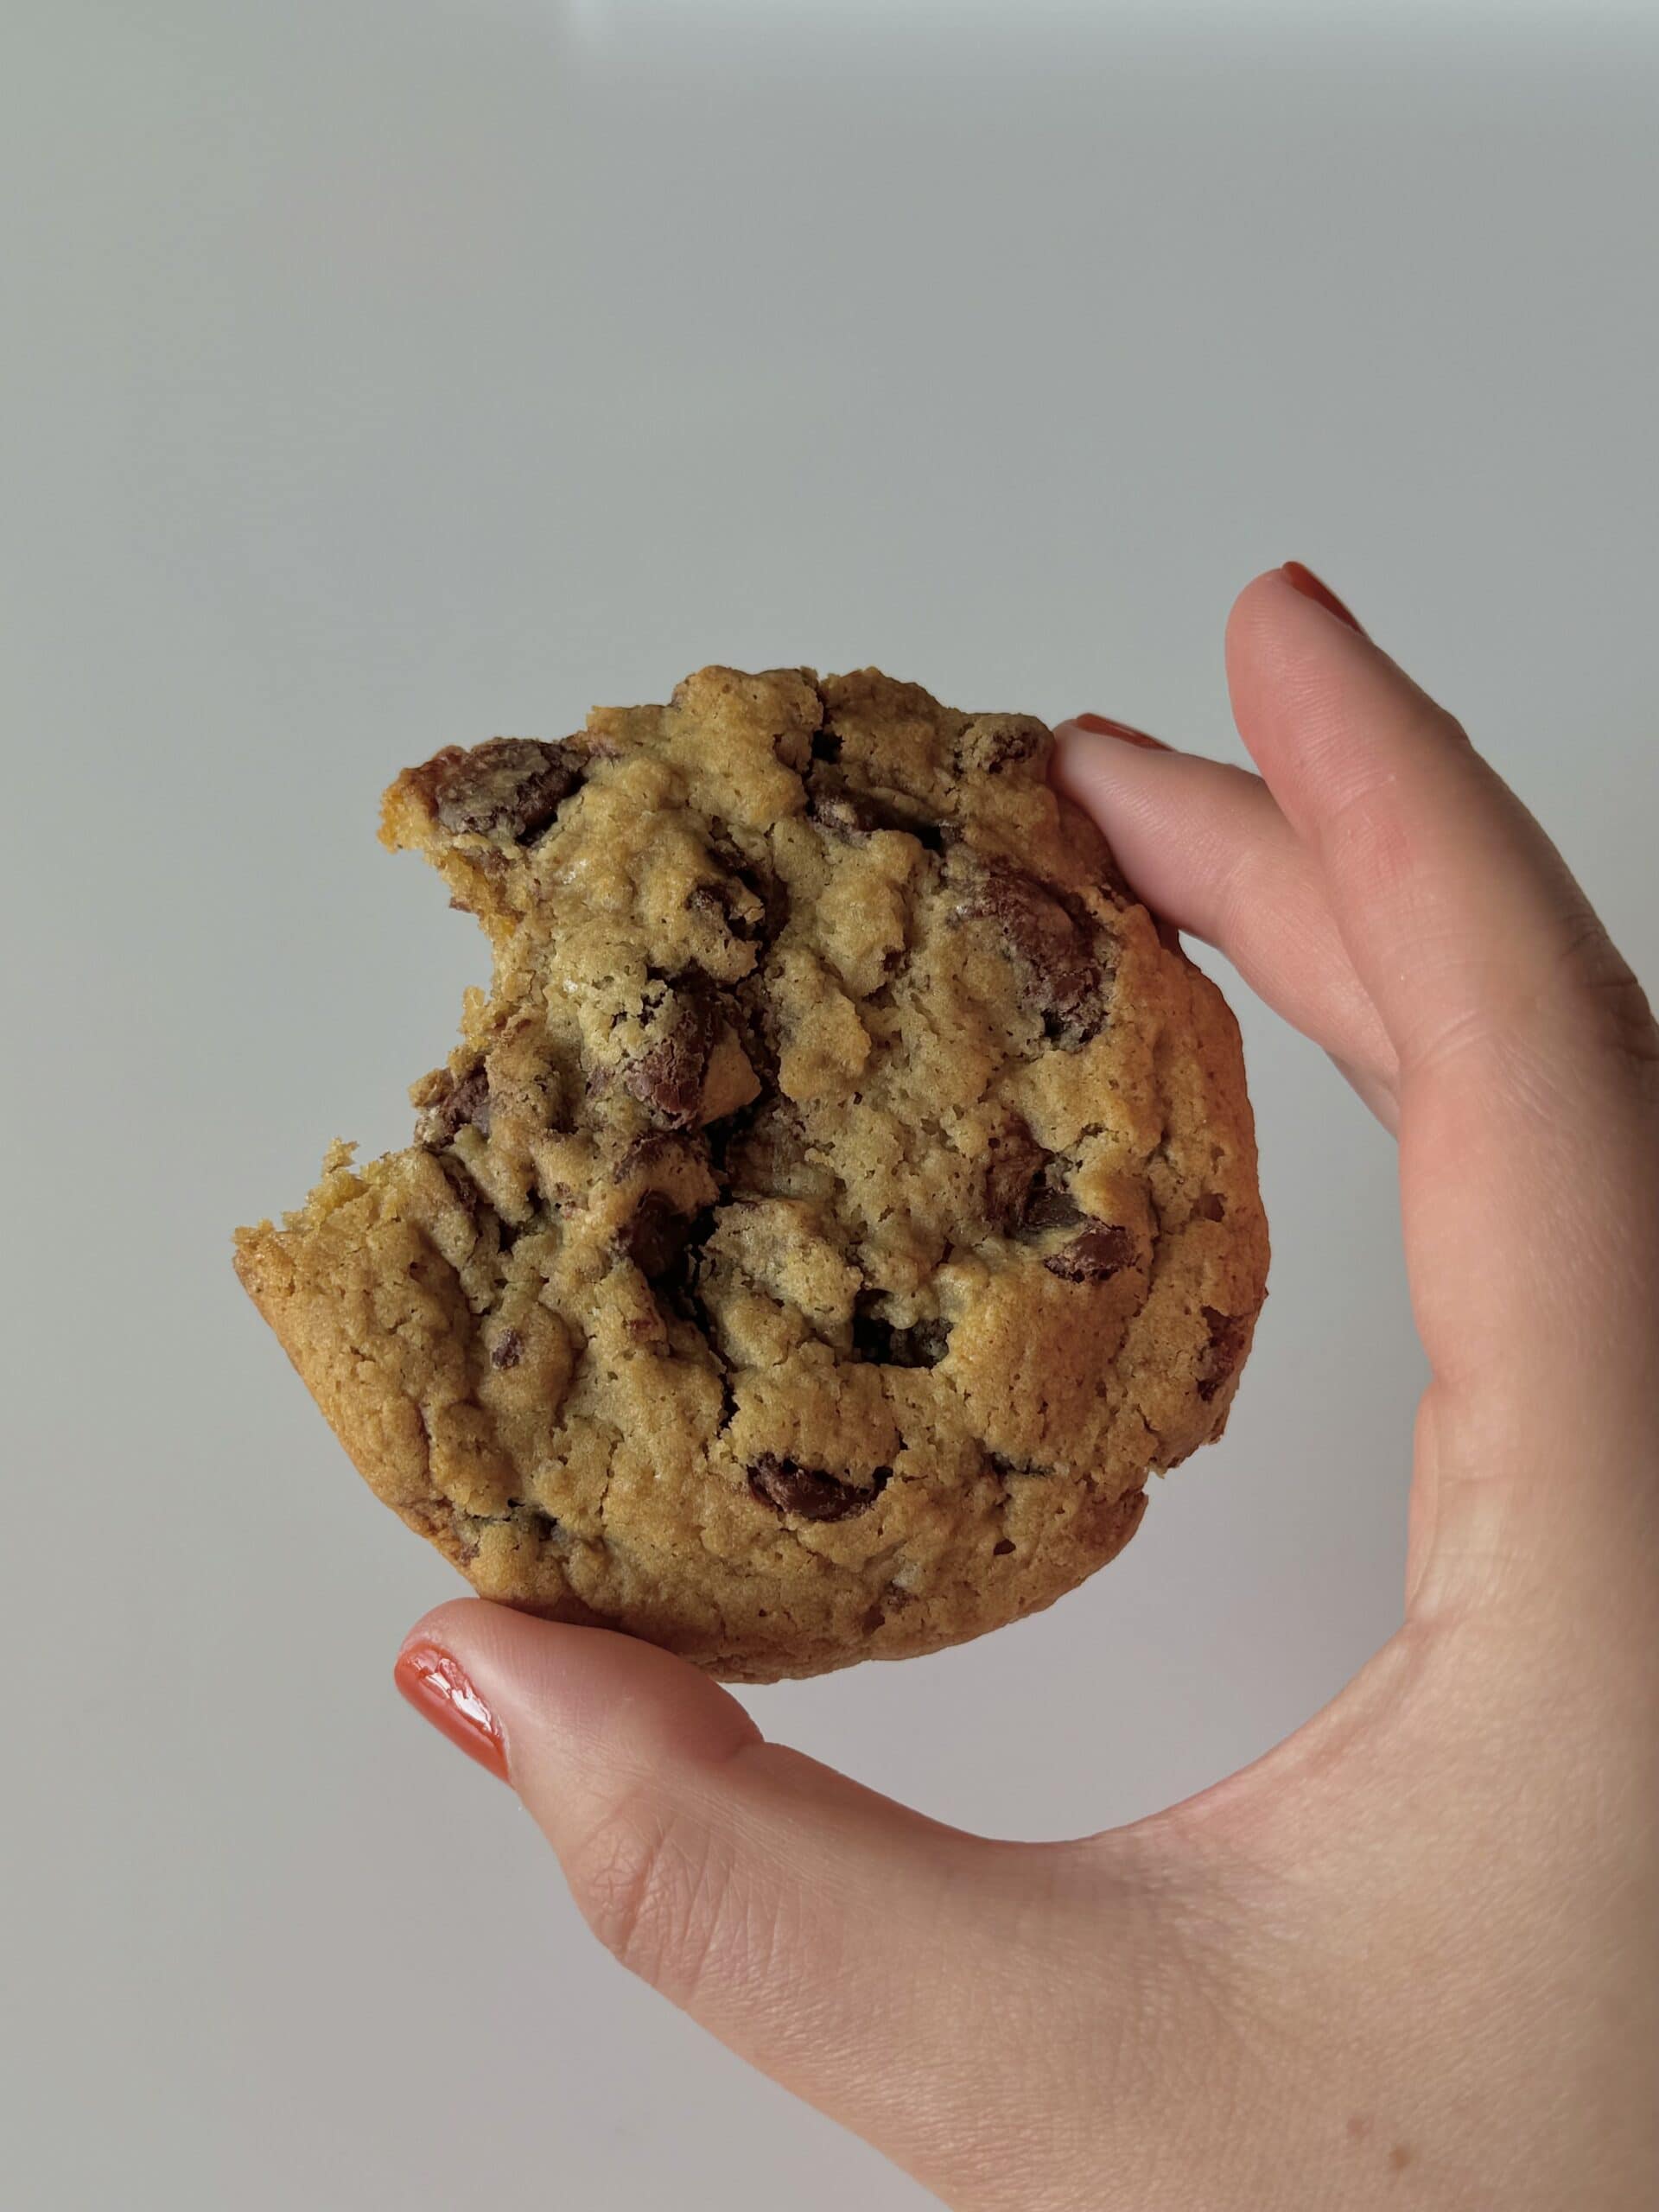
[395,1642,511,1783]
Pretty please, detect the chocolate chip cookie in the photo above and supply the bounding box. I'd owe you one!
[235,667,1268,1681]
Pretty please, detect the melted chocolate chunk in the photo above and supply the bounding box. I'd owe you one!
[1022,1183,1084,1234]
[1044,1223,1135,1283]
[982,1118,1056,1234]
[1197,1306,1248,1401]
[685,872,753,939]
[490,1327,524,1370]
[808,769,946,851]
[435,1063,492,1141]
[622,988,717,1128]
[747,1455,892,1522]
[957,858,1110,1046]
[720,1099,800,1198]
[691,835,791,944]
[755,867,793,943]
[432,737,588,842]
[435,1152,486,1220]
[729,972,781,1091]
[505,1498,563,1542]
[614,1192,696,1279]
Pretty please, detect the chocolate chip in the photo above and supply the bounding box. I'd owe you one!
[719,1099,801,1197]
[491,1327,524,1370]
[429,736,589,842]
[993,1537,1016,1555]
[755,868,792,942]
[708,849,791,946]
[689,839,790,944]
[653,1206,721,1338]
[729,973,782,1090]
[614,1192,696,1279]
[982,1120,1088,1237]
[1045,1223,1136,1282]
[438,1064,492,1141]
[956,858,1110,1046]
[747,1454,892,1522]
[1197,1305,1247,1401]
[1022,1182,1083,1234]
[622,987,718,1128]
[808,769,945,851]
[436,1153,486,1220]
[982,1118,1063,1236]
[852,1297,950,1369]
[505,1498,564,1543]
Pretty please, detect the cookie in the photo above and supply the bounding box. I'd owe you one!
[235,667,1268,1681]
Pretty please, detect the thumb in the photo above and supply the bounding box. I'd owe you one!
[394,1600,1109,2194]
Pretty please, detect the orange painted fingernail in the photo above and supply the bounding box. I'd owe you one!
[1281,561,1364,635]
[1071,712,1171,752]
[394,1642,510,1783]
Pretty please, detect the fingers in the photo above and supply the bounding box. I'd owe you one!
[1222,569,1659,1593]
[1061,565,1658,1606]
[1052,719,1398,1116]
[1224,569,1657,1115]
[396,1599,1170,2198]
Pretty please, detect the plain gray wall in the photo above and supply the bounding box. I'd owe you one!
[4,3,1656,2207]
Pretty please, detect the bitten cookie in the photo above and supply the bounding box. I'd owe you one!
[235,667,1268,1681]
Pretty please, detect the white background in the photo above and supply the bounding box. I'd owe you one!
[3,3,1656,2205]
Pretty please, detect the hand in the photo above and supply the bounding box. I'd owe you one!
[393,568,1659,2210]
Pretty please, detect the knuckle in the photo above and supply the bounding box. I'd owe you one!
[566,1793,741,2005]
[1587,975,1659,1085]
[1408,908,1659,1105]
[1556,914,1659,1084]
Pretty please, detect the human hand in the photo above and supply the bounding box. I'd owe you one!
[393,567,1659,2209]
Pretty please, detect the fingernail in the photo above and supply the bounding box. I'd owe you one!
[1281,561,1365,635]
[394,1642,510,1783]
[1070,712,1171,753]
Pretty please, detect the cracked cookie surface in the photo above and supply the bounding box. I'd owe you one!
[234,666,1268,1681]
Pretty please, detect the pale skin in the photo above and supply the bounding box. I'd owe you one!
[396,568,1659,2209]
